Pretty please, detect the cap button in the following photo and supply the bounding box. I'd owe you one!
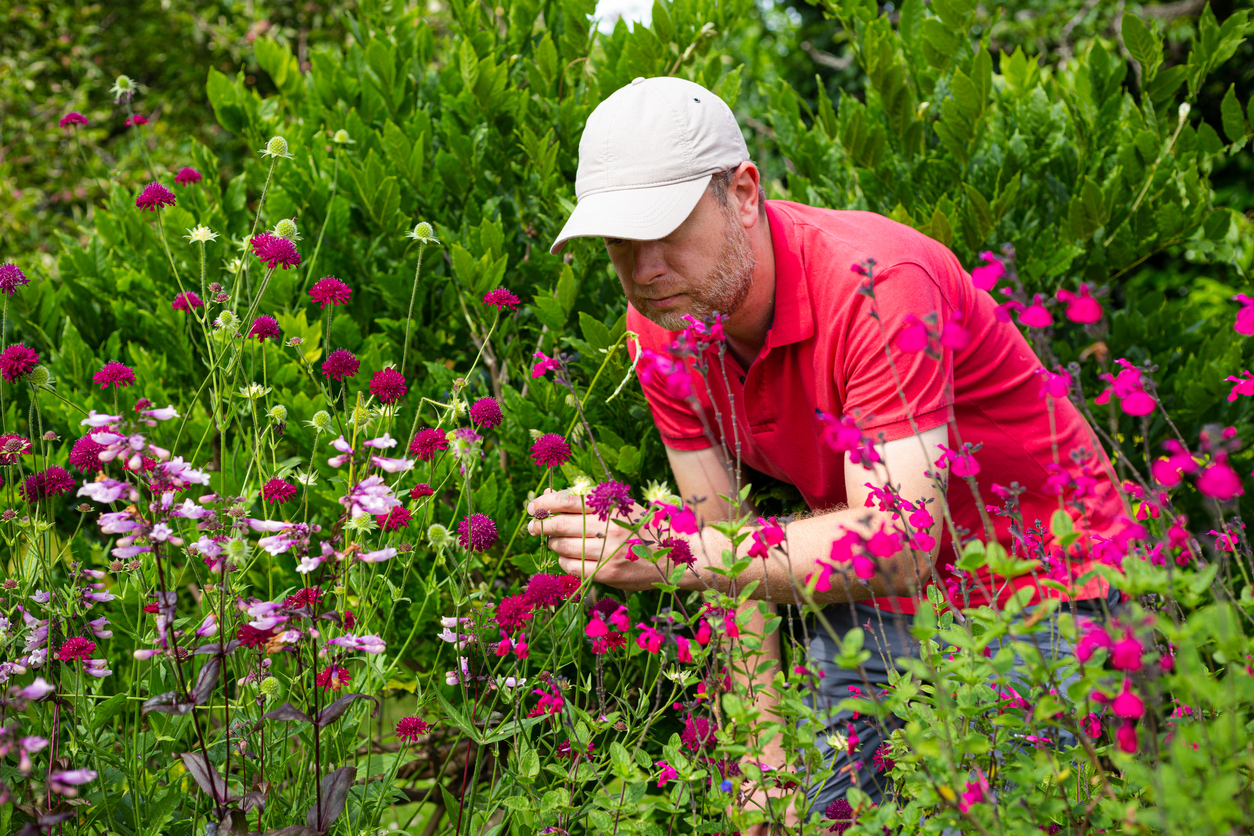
[631,77,646,86]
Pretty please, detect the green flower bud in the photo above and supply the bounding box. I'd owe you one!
[332,129,354,145]
[268,404,288,423]
[273,218,299,240]
[428,524,452,549]
[405,221,440,245]
[262,136,293,160]
[27,366,50,387]
[259,677,281,699]
[309,410,332,434]
[225,538,249,560]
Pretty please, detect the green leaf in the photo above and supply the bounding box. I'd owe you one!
[1220,83,1249,146]
[713,66,743,110]
[555,265,578,314]
[532,295,568,331]
[957,539,987,571]
[579,312,612,351]
[206,69,245,135]
[1120,13,1162,82]
[92,693,130,732]
[1002,46,1039,95]
[1050,509,1074,539]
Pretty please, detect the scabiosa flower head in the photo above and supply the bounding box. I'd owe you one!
[249,233,301,270]
[283,587,324,609]
[405,221,439,244]
[458,513,498,552]
[482,288,520,311]
[174,167,203,186]
[236,624,274,648]
[0,344,40,382]
[369,367,407,404]
[524,573,566,608]
[93,362,136,390]
[0,264,30,297]
[56,637,97,663]
[873,744,895,773]
[496,595,534,633]
[321,348,360,381]
[661,536,694,565]
[124,114,149,127]
[824,799,855,835]
[315,665,351,690]
[588,480,633,521]
[377,506,412,531]
[0,434,31,467]
[470,397,503,429]
[262,136,294,159]
[262,478,298,504]
[529,433,571,468]
[136,182,175,211]
[20,467,74,502]
[332,129,354,145]
[681,715,716,751]
[309,276,352,308]
[110,75,135,102]
[396,716,429,742]
[409,428,448,461]
[172,291,203,312]
[247,315,281,341]
[60,111,88,128]
[410,484,434,501]
[273,218,299,240]
[68,435,106,476]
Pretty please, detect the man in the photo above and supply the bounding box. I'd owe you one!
[526,76,1123,826]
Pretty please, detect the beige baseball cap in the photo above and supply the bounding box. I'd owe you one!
[550,76,749,254]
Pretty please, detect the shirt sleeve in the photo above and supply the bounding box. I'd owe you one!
[840,261,955,443]
[626,314,713,451]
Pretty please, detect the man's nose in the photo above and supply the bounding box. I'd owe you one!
[630,240,666,286]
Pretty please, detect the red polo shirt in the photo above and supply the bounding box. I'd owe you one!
[627,200,1123,612]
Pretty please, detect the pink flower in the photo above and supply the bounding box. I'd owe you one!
[93,362,136,390]
[936,443,980,477]
[635,623,664,653]
[309,276,352,307]
[1094,359,1156,417]
[469,397,503,429]
[655,760,678,787]
[939,311,970,350]
[588,480,633,521]
[20,466,74,502]
[1196,458,1243,500]
[1019,293,1054,328]
[247,315,281,341]
[675,635,693,662]
[531,350,560,378]
[970,251,1005,291]
[261,477,296,504]
[747,516,786,559]
[125,114,149,127]
[496,595,534,633]
[1112,680,1144,718]
[315,665,352,690]
[395,716,429,742]
[864,524,902,558]
[0,344,40,382]
[60,111,88,128]
[1116,719,1139,753]
[637,349,691,399]
[135,182,175,211]
[0,263,29,296]
[56,636,97,662]
[458,513,498,551]
[1226,371,1254,402]
[174,167,203,186]
[530,433,570,468]
[1036,367,1072,400]
[1111,631,1144,672]
[482,287,520,311]
[895,314,930,353]
[1082,712,1102,737]
[172,291,203,312]
[958,778,986,813]
[529,685,564,716]
[817,411,880,467]
[1057,283,1103,324]
[250,233,301,269]
[1233,293,1254,335]
[1075,621,1113,663]
[321,348,360,381]
[409,428,448,461]
[69,435,105,473]
[377,506,412,531]
[369,367,408,404]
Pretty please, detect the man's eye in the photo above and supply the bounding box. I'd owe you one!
[603,237,626,248]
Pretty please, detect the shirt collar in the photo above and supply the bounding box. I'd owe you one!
[763,201,814,350]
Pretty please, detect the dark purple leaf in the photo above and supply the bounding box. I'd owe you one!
[240,790,267,813]
[316,611,342,624]
[315,693,379,727]
[181,752,229,802]
[252,702,313,731]
[194,642,223,655]
[305,766,356,830]
[192,656,222,706]
[142,689,194,716]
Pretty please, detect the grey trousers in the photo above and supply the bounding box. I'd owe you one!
[799,589,1119,815]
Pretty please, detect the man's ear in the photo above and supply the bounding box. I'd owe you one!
[734,162,762,226]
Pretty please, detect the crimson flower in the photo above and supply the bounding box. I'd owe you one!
[135,182,175,211]
[93,362,136,390]
[396,716,429,742]
[124,114,149,127]
[409,428,448,461]
[250,233,301,270]
[469,397,502,429]
[247,315,281,341]
[68,436,105,474]
[172,291,203,312]
[60,112,88,128]
[174,167,203,186]
[482,287,520,311]
[0,344,40,382]
[20,467,75,502]
[309,276,352,308]
[377,506,412,531]
[262,478,297,504]
[458,513,498,552]
[0,434,32,467]
[410,483,434,499]
[529,433,570,468]
[0,264,29,296]
[321,348,360,381]
[369,367,407,404]
[587,480,632,521]
[56,637,97,663]
[495,594,534,633]
[315,665,352,691]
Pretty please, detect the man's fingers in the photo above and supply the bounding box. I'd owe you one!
[525,513,603,537]
[527,489,586,516]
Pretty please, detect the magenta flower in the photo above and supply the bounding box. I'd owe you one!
[895,314,930,353]
[495,595,534,633]
[1226,371,1254,402]
[250,233,301,270]
[174,166,203,186]
[262,477,297,504]
[309,276,352,308]
[1112,680,1145,719]
[458,513,499,552]
[410,483,434,499]
[936,444,981,477]
[0,434,31,467]
[588,480,633,521]
[1019,293,1054,328]
[469,397,503,429]
[135,182,175,211]
[369,367,407,404]
[247,315,281,341]
[523,573,568,607]
[1095,359,1156,417]
[824,799,855,834]
[395,716,429,742]
[1057,283,1103,324]
[124,114,149,127]
[93,362,136,390]
[315,665,352,690]
[681,715,716,751]
[1116,718,1139,753]
[529,433,570,468]
[0,263,29,296]
[1197,458,1243,501]
[377,506,412,531]
[69,435,106,474]
[321,348,360,381]
[531,350,561,378]
[482,287,520,311]
[56,637,97,663]
[654,760,678,787]
[408,428,448,461]
[969,251,1005,291]
[60,111,88,128]
[0,344,40,382]
[172,291,203,312]
[20,467,74,502]
[1111,631,1144,672]
[1234,293,1254,335]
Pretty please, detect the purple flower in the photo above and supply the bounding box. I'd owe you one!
[482,287,520,311]
[409,428,448,461]
[250,233,301,270]
[49,769,97,797]
[262,477,298,504]
[21,467,75,502]
[0,263,30,296]
[0,344,39,382]
[529,433,570,468]
[587,480,633,521]
[174,166,203,186]
[469,397,503,429]
[172,291,203,312]
[124,114,148,127]
[458,513,499,552]
[93,361,136,390]
[321,348,360,381]
[136,182,175,211]
[369,367,407,403]
[247,315,281,341]
[309,276,352,308]
[60,111,88,128]
[396,716,429,742]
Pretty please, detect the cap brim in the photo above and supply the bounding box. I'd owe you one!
[549,175,711,254]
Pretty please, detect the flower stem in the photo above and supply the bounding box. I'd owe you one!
[301,152,339,293]
[400,243,427,376]
[231,157,279,307]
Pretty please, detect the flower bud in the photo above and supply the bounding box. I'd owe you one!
[226,539,249,560]
[428,523,452,549]
[262,136,293,160]
[259,677,281,699]
[332,129,354,145]
[268,404,288,423]
[1178,102,1191,122]
[310,410,332,433]
[406,221,440,244]
[28,366,50,387]
[274,218,299,240]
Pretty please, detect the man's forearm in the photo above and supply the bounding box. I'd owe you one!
[679,506,939,605]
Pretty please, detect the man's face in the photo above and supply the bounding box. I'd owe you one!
[604,189,755,331]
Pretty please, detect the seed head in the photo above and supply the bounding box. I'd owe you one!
[28,366,50,387]
[309,411,333,433]
[427,524,453,549]
[111,74,135,103]
[259,677,281,699]
[225,539,249,560]
[406,221,440,244]
[268,405,288,423]
[332,129,354,145]
[273,218,300,240]
[262,136,293,159]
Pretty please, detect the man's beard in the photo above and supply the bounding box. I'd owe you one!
[631,201,755,332]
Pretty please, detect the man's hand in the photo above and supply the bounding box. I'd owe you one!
[525,488,669,591]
